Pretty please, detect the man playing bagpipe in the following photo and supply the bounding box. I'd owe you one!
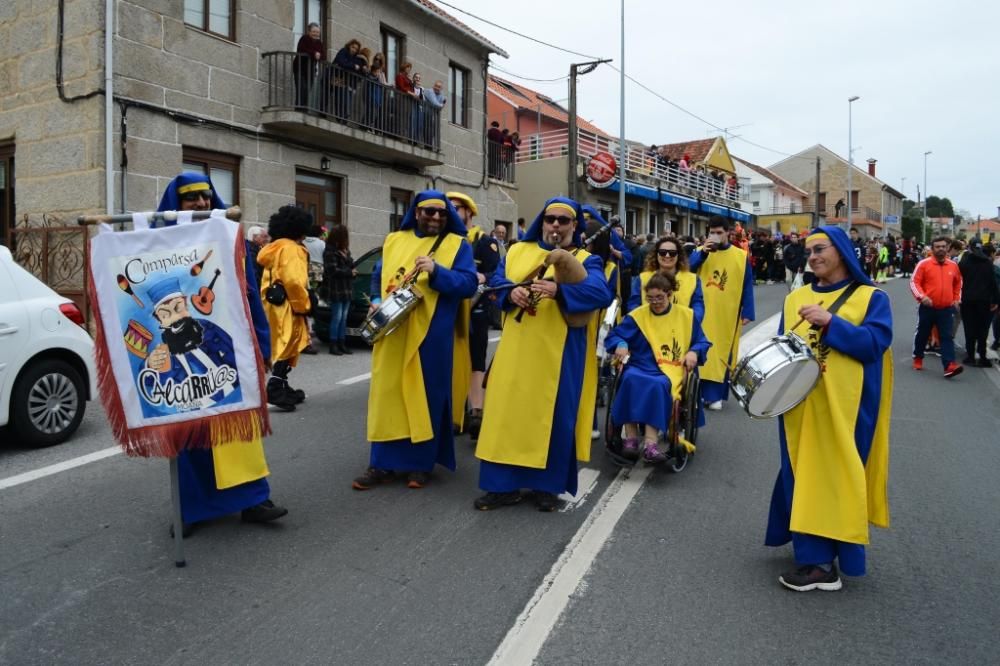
[353,191,478,490]
[606,272,710,462]
[474,197,614,512]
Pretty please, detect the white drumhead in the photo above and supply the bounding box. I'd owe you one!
[746,358,820,417]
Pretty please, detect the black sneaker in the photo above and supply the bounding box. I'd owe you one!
[474,491,522,511]
[963,356,977,366]
[266,381,297,411]
[352,467,395,490]
[779,564,842,592]
[977,358,993,368]
[329,344,343,356]
[301,345,318,355]
[290,388,306,404]
[534,491,560,512]
[241,499,288,523]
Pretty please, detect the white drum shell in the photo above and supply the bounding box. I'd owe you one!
[731,333,820,418]
[596,298,620,361]
[360,286,423,345]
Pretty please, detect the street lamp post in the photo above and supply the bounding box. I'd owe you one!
[923,150,932,242]
[846,96,859,230]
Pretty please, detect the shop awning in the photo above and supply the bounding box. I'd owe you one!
[729,208,752,223]
[660,192,699,210]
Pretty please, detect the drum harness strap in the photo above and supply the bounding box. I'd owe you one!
[808,281,861,330]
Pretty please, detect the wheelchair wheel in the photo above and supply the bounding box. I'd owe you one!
[681,370,700,446]
[603,366,634,467]
[665,399,689,473]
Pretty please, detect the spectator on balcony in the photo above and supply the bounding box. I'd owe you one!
[726,174,739,199]
[295,22,325,109]
[366,52,388,129]
[394,62,419,141]
[422,80,447,147]
[411,72,426,144]
[333,38,363,120]
[835,198,845,218]
[488,121,503,144]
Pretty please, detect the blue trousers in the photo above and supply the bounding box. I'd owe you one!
[328,300,349,342]
[912,304,955,366]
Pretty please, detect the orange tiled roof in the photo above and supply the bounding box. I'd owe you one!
[656,138,717,164]
[487,75,609,137]
[732,156,810,197]
[411,0,507,57]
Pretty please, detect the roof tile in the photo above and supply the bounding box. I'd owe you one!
[487,75,609,136]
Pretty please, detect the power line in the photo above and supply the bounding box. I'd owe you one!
[491,64,568,83]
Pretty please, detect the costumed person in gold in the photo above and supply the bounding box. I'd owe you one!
[766,225,893,591]
[606,273,710,462]
[156,172,286,538]
[257,205,313,412]
[474,197,614,511]
[688,215,755,410]
[627,235,705,324]
[353,191,477,490]
[447,191,499,441]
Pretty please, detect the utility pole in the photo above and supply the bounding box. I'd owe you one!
[814,156,821,228]
[567,59,611,200]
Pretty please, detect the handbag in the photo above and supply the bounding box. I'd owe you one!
[264,267,287,305]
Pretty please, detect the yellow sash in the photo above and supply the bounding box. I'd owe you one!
[211,420,269,489]
[476,243,594,468]
[782,284,892,543]
[367,230,463,443]
[638,269,697,311]
[630,303,693,400]
[695,247,747,383]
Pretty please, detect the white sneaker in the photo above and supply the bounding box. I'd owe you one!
[591,429,600,440]
[707,400,723,411]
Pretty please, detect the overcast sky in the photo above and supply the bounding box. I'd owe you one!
[449,0,999,219]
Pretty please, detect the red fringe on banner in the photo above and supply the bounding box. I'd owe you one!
[88,225,272,458]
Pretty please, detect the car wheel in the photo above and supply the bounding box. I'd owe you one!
[11,358,86,447]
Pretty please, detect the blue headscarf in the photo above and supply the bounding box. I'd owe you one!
[157,172,226,219]
[807,225,874,287]
[398,189,467,237]
[524,196,585,246]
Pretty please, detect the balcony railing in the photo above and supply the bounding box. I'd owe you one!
[262,52,441,151]
[487,143,516,183]
[519,128,747,205]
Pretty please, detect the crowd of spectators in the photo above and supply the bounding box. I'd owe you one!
[487,121,520,180]
[624,147,740,200]
[293,27,446,146]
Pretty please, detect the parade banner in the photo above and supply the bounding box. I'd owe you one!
[88,213,269,457]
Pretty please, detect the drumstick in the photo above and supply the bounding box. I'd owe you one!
[789,300,824,332]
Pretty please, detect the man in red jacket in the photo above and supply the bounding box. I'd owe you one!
[910,237,964,377]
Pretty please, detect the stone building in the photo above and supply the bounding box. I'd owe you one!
[0,0,516,293]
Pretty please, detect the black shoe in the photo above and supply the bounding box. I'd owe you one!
[290,387,306,404]
[466,408,483,442]
[977,358,993,368]
[266,381,297,411]
[352,467,395,490]
[779,563,842,592]
[963,356,977,366]
[474,491,522,511]
[301,345,318,355]
[169,522,196,538]
[534,491,560,512]
[241,499,288,523]
[329,343,343,356]
[339,341,353,355]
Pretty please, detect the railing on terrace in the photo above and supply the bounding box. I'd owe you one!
[487,142,516,183]
[262,52,441,152]
[517,128,747,204]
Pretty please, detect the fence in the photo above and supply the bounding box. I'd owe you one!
[9,223,90,322]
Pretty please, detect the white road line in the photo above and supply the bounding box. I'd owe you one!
[0,446,121,491]
[487,466,653,666]
[558,467,600,511]
[738,311,782,358]
[336,372,371,385]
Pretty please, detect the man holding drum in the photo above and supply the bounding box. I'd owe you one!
[353,191,478,490]
[689,216,755,410]
[474,197,613,511]
[765,226,893,592]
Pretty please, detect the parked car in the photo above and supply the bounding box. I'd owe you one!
[0,245,96,447]
[313,246,382,343]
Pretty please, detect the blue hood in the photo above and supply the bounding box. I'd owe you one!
[157,172,227,223]
[398,189,467,237]
[808,225,874,287]
[525,196,584,246]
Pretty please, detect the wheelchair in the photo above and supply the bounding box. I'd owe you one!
[603,359,700,473]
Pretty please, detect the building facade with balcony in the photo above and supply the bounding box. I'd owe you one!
[1,0,517,267]
[768,144,904,238]
[733,156,812,234]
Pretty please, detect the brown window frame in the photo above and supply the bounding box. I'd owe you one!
[184,0,236,41]
[293,0,326,47]
[381,25,406,83]
[390,188,412,232]
[295,170,343,230]
[449,63,470,127]
[0,142,14,247]
[181,147,241,205]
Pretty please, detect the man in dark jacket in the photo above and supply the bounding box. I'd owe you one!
[782,232,806,283]
[958,238,1000,367]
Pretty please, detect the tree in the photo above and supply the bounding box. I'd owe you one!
[925,196,955,219]
[901,214,924,240]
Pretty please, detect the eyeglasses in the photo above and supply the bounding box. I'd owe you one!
[543,215,575,226]
[804,244,830,256]
[657,249,679,258]
[180,191,213,202]
[420,208,448,218]
[646,294,670,304]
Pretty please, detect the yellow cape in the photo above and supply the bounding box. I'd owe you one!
[630,303,694,400]
[637,269,697,311]
[695,247,746,383]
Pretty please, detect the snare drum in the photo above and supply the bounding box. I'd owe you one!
[360,285,423,345]
[596,298,620,361]
[730,332,820,418]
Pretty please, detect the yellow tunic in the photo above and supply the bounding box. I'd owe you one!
[694,247,747,383]
[630,303,694,400]
[637,269,697,310]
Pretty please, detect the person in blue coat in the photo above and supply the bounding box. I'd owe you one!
[156,172,287,537]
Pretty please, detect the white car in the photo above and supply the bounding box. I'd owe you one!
[0,245,96,446]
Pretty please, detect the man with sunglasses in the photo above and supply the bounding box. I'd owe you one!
[474,197,613,512]
[154,172,288,537]
[355,190,478,491]
[689,216,755,410]
[447,191,499,441]
[766,225,893,592]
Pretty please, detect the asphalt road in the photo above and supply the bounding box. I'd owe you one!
[2,278,998,665]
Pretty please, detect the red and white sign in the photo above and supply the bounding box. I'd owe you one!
[586,152,618,189]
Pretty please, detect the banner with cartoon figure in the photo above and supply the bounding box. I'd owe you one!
[88,213,269,457]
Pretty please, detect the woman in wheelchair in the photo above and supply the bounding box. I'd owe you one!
[606,272,711,462]
[627,235,704,324]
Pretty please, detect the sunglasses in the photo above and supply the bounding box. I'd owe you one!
[657,249,679,258]
[543,215,575,226]
[419,207,448,218]
[804,244,830,256]
[180,191,213,202]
